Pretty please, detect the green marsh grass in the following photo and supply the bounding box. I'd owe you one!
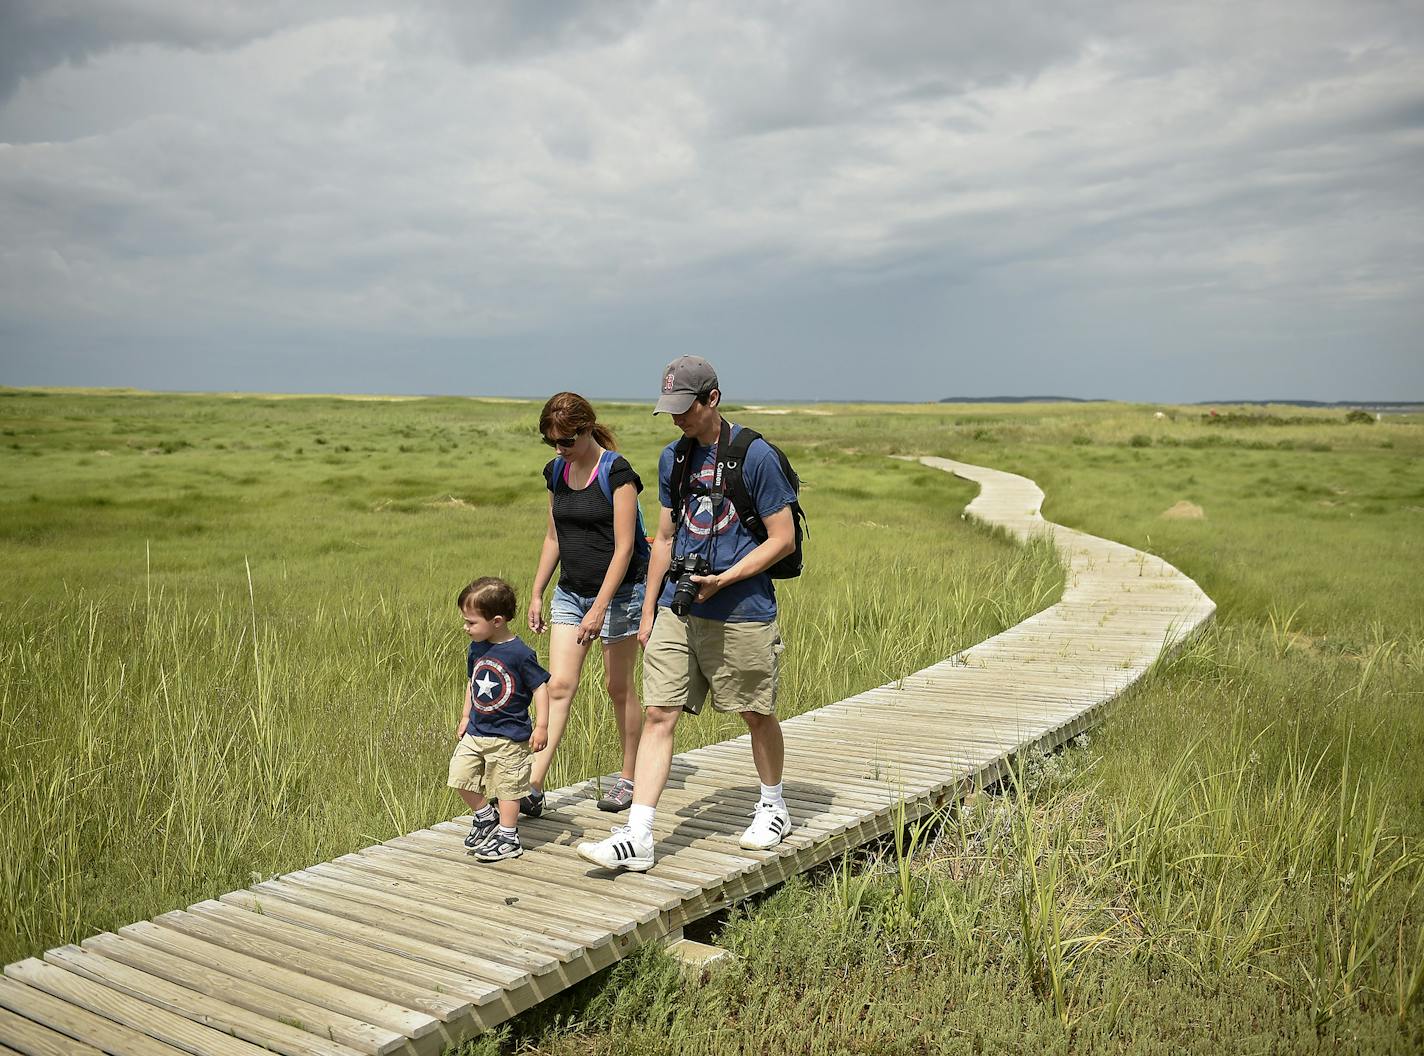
[0,389,1061,966]
[4,390,1423,1052]
[478,400,1424,1054]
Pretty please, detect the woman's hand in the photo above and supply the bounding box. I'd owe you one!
[528,597,547,634]
[575,607,605,646]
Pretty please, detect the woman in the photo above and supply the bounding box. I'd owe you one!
[523,392,647,816]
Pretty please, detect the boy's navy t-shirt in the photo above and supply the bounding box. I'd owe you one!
[465,638,550,742]
[656,424,796,623]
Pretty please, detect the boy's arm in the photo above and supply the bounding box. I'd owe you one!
[530,683,549,753]
[455,681,472,740]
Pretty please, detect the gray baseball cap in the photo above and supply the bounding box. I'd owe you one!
[653,355,719,415]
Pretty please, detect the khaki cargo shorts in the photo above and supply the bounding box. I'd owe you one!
[447,735,532,800]
[642,611,783,716]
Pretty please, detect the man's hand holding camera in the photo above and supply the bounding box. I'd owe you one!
[689,571,724,604]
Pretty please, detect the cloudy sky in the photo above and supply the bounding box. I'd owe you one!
[1,1,1420,402]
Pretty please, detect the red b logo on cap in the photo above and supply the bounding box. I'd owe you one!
[663,372,676,392]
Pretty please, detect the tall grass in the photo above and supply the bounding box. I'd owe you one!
[0,391,1063,964]
[4,389,1422,1051]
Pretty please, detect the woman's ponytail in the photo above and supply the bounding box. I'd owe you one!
[539,392,617,451]
[591,423,617,450]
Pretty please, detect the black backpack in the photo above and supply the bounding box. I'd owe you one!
[669,419,806,579]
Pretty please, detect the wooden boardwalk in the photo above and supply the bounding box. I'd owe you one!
[0,457,1215,1056]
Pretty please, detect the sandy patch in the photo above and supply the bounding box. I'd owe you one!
[743,405,831,416]
[1161,500,1205,520]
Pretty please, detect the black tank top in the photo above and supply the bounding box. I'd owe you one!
[543,456,646,595]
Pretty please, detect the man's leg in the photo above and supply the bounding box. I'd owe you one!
[630,705,682,809]
[740,710,784,786]
[708,621,791,850]
[578,611,706,871]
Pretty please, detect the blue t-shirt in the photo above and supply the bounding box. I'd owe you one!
[464,637,550,741]
[657,424,796,623]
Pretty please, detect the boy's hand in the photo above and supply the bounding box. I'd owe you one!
[530,725,549,753]
[637,609,656,649]
[528,598,547,634]
[454,720,466,740]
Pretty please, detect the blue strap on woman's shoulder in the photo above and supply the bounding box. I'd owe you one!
[593,449,617,502]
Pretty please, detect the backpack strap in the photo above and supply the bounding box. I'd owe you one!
[668,434,699,527]
[549,455,566,490]
[593,449,616,503]
[720,426,767,543]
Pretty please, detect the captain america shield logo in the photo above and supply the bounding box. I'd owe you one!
[683,464,739,539]
[469,657,515,713]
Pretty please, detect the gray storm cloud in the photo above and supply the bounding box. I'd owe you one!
[0,0,1420,400]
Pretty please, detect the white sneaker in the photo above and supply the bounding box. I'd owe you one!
[739,800,791,850]
[577,824,655,872]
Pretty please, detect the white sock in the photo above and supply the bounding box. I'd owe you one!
[498,825,518,839]
[473,805,496,821]
[760,782,785,810]
[628,803,655,840]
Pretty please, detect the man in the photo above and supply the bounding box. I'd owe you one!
[577,355,797,872]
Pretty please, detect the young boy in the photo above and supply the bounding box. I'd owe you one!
[448,577,550,862]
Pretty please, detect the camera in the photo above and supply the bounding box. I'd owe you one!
[666,554,711,617]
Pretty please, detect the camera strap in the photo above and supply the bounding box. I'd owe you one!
[708,417,732,511]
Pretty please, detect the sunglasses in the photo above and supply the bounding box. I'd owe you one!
[542,432,581,448]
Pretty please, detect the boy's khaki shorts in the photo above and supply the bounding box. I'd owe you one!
[642,612,782,716]
[447,735,532,800]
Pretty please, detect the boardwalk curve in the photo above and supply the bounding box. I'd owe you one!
[1,457,1215,1055]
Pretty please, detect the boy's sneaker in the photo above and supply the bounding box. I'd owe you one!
[463,813,498,849]
[576,824,654,872]
[469,829,523,862]
[519,788,545,819]
[739,800,791,850]
[596,777,635,812]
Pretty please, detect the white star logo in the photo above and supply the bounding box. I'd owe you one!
[474,672,499,699]
[694,495,714,518]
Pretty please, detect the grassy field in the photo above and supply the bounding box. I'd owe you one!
[0,388,1060,965]
[2,389,1422,1053]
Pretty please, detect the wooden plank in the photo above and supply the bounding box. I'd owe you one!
[37,950,367,1056]
[152,910,471,1023]
[294,864,594,962]
[9,956,294,1056]
[186,900,503,1008]
[119,920,437,1042]
[218,889,529,990]
[0,976,187,1056]
[377,836,661,925]
[355,845,640,935]
[79,932,408,1056]
[323,856,618,947]
[0,1004,108,1056]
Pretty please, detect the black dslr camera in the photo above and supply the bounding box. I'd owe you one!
[666,554,711,617]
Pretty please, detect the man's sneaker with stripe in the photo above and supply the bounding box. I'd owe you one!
[596,777,635,813]
[739,800,791,850]
[577,824,654,872]
[469,829,523,862]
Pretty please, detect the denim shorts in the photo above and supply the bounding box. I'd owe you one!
[551,581,646,642]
